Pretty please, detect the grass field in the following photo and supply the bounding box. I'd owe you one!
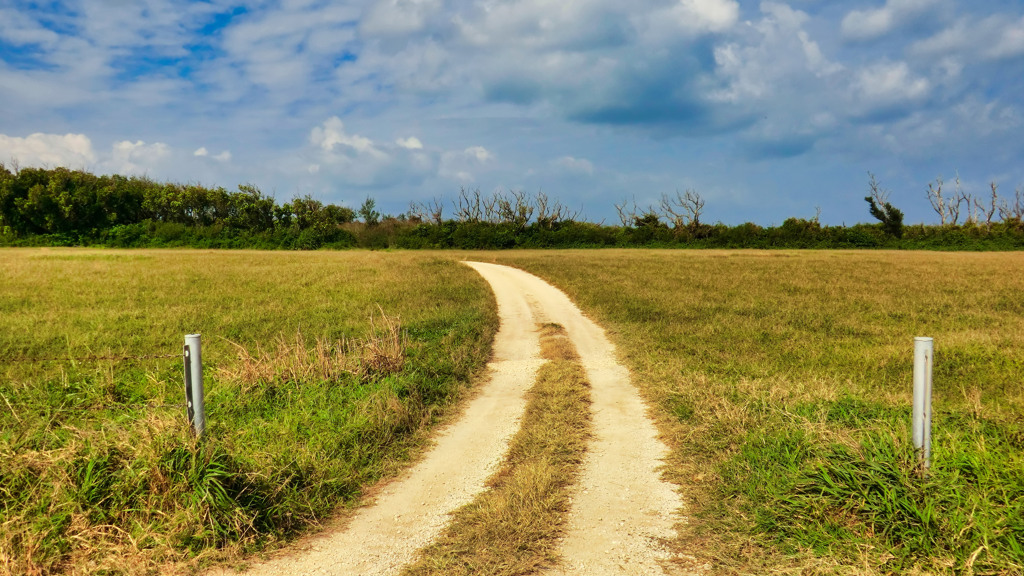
[0,249,497,575]
[483,250,1024,575]
[4,248,1023,575]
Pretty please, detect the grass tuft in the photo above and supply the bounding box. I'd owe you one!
[217,309,407,391]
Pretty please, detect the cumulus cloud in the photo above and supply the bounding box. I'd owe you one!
[0,132,97,168]
[913,15,1024,63]
[108,140,171,174]
[350,0,750,133]
[362,0,443,37]
[855,61,930,105]
[553,156,594,175]
[194,147,232,162]
[311,117,387,158]
[841,0,939,41]
[438,145,495,182]
[396,136,424,149]
[219,4,359,95]
[464,146,492,162]
[0,6,61,47]
[713,3,841,103]
[989,16,1024,59]
[305,116,437,187]
[660,0,741,35]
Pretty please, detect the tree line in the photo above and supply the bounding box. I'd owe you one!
[1,164,1022,250]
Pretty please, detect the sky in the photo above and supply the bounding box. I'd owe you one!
[1,0,1023,226]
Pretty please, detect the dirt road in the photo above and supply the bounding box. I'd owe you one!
[214,261,683,575]
[468,262,684,576]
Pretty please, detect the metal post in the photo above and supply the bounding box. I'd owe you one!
[184,334,206,437]
[912,337,933,469]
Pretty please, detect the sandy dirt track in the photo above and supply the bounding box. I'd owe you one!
[213,261,683,575]
[211,262,543,576]
[468,262,684,576]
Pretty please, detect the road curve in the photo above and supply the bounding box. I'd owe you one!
[211,262,543,576]
[210,261,682,576]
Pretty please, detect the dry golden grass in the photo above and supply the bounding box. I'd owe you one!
[217,309,407,391]
[402,324,590,576]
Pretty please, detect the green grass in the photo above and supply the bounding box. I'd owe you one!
[0,248,497,575]
[482,250,1024,575]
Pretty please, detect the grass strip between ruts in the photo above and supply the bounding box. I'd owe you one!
[401,324,591,576]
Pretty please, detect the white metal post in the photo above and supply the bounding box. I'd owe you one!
[184,334,206,437]
[912,337,933,468]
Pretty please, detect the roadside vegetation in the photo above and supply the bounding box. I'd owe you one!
[403,324,591,576]
[2,165,1023,251]
[0,249,497,575]
[485,250,1024,575]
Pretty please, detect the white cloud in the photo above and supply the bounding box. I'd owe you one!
[553,156,594,175]
[0,132,97,168]
[195,147,232,162]
[841,0,938,41]
[713,3,841,104]
[987,16,1024,59]
[108,140,171,174]
[465,146,492,162]
[0,7,61,47]
[855,61,930,104]
[311,117,388,158]
[362,0,442,37]
[220,4,359,95]
[438,145,495,182]
[669,0,741,34]
[911,15,1024,63]
[396,136,424,149]
[304,117,439,187]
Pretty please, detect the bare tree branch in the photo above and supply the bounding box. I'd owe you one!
[998,186,1024,221]
[613,197,637,227]
[976,182,999,228]
[453,187,483,222]
[867,172,889,204]
[926,176,947,225]
[658,189,705,229]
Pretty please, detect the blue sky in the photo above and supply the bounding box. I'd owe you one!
[2,0,1023,225]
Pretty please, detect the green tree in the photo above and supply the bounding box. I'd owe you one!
[358,196,380,226]
[864,173,904,238]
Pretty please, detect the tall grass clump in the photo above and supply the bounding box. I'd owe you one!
[0,249,497,575]
[485,250,1024,575]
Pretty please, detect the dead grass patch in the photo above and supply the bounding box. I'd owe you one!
[217,308,407,390]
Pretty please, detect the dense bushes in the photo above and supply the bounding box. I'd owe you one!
[0,166,355,249]
[2,165,1022,250]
